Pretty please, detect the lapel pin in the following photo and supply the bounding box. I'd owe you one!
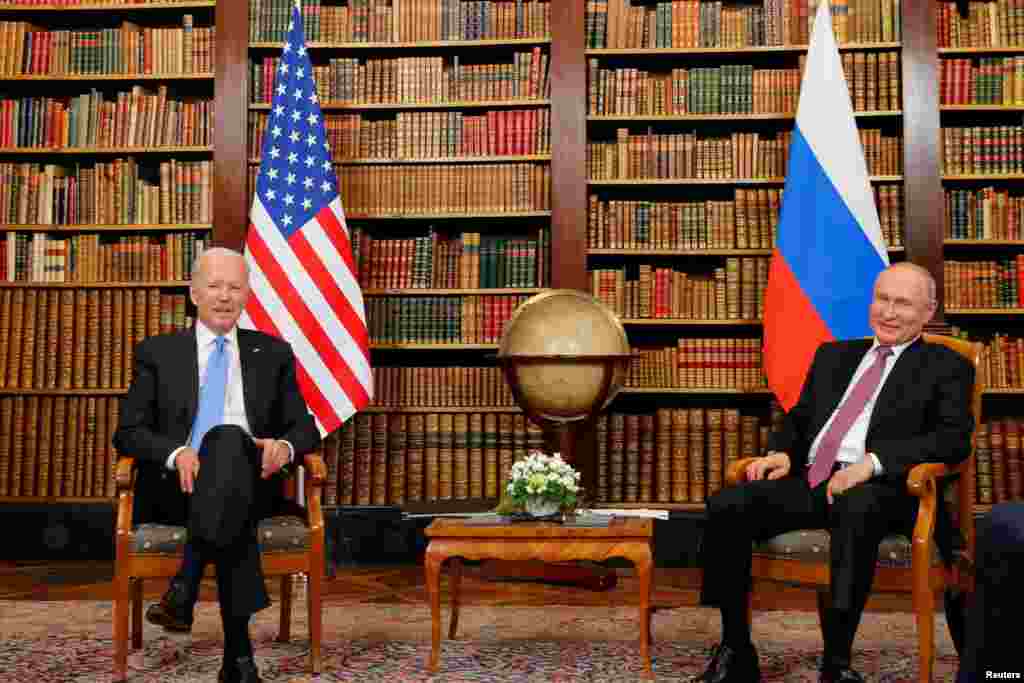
[253,347,261,353]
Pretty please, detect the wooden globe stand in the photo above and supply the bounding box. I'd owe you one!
[487,353,631,591]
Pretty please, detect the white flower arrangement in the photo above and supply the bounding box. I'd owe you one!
[506,450,581,511]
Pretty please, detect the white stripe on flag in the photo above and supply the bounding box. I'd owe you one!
[251,198,373,388]
[244,244,359,421]
[302,203,369,325]
[795,0,886,262]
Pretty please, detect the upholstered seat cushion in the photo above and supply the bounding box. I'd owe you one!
[752,529,942,569]
[130,516,309,555]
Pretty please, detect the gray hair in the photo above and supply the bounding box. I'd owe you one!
[191,247,249,286]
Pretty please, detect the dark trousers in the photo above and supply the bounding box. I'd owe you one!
[175,425,271,619]
[700,473,918,657]
[957,503,1024,683]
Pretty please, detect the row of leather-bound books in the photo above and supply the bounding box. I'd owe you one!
[0,288,189,391]
[946,187,1024,241]
[587,51,898,116]
[247,163,551,216]
[584,0,902,49]
[0,16,214,77]
[249,109,551,160]
[976,418,1024,505]
[587,186,904,251]
[364,294,527,344]
[0,159,214,227]
[1,232,206,284]
[591,257,768,320]
[249,0,552,43]
[322,411,548,506]
[350,229,549,290]
[251,50,549,105]
[626,339,768,390]
[595,407,782,504]
[0,394,118,499]
[943,258,1024,309]
[318,405,784,508]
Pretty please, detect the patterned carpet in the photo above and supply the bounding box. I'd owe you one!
[0,600,958,681]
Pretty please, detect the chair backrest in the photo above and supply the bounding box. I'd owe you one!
[922,333,984,558]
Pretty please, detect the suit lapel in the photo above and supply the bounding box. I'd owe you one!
[817,340,873,430]
[183,326,200,431]
[237,329,259,431]
[868,336,924,436]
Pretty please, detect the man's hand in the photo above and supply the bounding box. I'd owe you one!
[745,451,791,481]
[826,458,874,504]
[255,438,289,479]
[175,448,200,494]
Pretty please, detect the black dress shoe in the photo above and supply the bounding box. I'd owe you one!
[819,666,865,683]
[218,656,263,683]
[144,578,193,633]
[690,642,762,683]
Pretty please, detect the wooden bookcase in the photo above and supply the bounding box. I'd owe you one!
[936,0,1024,511]
[2,0,1007,518]
[0,0,217,504]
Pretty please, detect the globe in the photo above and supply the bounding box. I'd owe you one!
[498,289,631,426]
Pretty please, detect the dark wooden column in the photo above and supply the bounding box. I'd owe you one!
[213,0,251,250]
[901,0,945,319]
[548,0,588,291]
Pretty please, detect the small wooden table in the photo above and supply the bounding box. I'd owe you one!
[424,516,655,677]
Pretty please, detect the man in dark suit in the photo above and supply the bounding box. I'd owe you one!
[692,262,975,683]
[956,502,1024,682]
[114,247,320,683]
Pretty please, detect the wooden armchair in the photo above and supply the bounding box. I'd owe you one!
[112,452,328,682]
[726,334,982,683]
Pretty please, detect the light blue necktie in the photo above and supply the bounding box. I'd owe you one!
[189,336,228,450]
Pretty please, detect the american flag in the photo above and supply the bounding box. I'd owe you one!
[242,0,372,435]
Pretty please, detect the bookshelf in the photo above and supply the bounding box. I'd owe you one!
[936,0,1024,508]
[245,0,554,511]
[0,0,215,502]
[581,0,907,505]
[0,0,994,518]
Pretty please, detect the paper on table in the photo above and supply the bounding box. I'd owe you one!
[581,508,669,520]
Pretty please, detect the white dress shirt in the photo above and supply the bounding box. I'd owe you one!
[166,322,293,469]
[805,336,918,476]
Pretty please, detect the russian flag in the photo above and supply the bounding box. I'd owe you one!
[763,0,889,411]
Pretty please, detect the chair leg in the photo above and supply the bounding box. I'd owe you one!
[815,590,829,638]
[277,575,293,643]
[131,578,144,649]
[113,570,131,682]
[913,574,935,683]
[308,566,322,675]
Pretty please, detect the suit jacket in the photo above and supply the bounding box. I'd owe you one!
[113,326,321,525]
[767,337,975,485]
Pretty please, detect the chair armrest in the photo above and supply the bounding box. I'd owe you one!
[906,462,956,499]
[726,457,759,487]
[116,457,136,491]
[303,453,326,487]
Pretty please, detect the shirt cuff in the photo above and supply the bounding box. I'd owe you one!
[167,445,188,471]
[869,452,883,477]
[281,440,296,462]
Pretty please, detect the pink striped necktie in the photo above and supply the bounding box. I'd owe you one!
[806,346,893,488]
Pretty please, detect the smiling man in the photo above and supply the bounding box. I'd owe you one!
[114,247,320,683]
[691,262,975,683]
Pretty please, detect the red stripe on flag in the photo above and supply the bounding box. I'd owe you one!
[316,204,358,276]
[247,226,371,410]
[763,252,834,411]
[290,218,370,361]
[244,287,342,432]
